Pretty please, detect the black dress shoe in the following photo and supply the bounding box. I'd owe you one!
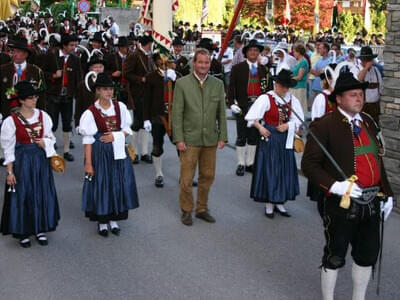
[69,141,75,149]
[245,165,254,173]
[36,233,48,246]
[133,156,139,164]
[192,180,198,187]
[20,238,31,248]
[141,154,153,164]
[63,152,74,162]
[0,158,4,166]
[155,176,164,188]
[98,224,108,237]
[265,211,274,219]
[236,165,245,176]
[111,227,120,236]
[274,207,291,217]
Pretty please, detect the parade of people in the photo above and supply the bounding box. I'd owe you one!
[0,0,398,299]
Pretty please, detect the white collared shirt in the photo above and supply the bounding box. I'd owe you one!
[246,59,258,71]
[59,49,69,62]
[193,71,208,86]
[13,61,27,71]
[337,107,363,126]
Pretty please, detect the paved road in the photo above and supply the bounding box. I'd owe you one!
[0,115,399,300]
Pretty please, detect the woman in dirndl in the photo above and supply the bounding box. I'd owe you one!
[245,70,304,218]
[0,81,60,248]
[78,73,139,237]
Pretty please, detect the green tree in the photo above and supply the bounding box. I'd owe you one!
[370,0,387,12]
[371,10,386,34]
[174,0,202,26]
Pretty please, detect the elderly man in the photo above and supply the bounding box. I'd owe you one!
[172,48,228,226]
[302,72,393,300]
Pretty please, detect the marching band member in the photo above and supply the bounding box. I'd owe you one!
[124,34,154,164]
[143,53,177,188]
[228,39,273,176]
[245,70,304,218]
[42,34,82,162]
[0,81,60,248]
[79,73,139,237]
[302,72,393,300]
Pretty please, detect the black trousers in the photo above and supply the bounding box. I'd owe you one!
[235,106,259,146]
[318,196,381,269]
[132,97,144,132]
[47,95,73,132]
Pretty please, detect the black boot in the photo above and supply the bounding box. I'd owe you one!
[236,165,245,176]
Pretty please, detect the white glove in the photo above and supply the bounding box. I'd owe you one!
[230,104,242,114]
[166,69,177,81]
[329,181,362,198]
[380,197,393,221]
[143,120,152,132]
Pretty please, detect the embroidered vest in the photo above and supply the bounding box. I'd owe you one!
[89,101,121,133]
[247,72,262,98]
[264,94,292,126]
[353,122,381,188]
[11,111,44,144]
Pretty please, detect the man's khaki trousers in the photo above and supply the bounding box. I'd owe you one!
[179,146,217,213]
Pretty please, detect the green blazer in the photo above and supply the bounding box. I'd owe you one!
[172,73,228,146]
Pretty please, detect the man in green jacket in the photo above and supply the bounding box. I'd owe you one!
[172,48,228,226]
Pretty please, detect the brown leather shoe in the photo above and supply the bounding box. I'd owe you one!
[195,211,216,223]
[181,211,193,226]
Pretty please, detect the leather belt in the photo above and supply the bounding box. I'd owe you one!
[367,82,379,89]
[350,186,382,205]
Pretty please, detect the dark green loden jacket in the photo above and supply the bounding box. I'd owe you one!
[172,73,228,147]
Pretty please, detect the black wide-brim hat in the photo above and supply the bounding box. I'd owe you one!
[117,36,129,47]
[272,69,297,88]
[91,32,104,44]
[88,56,106,68]
[139,34,153,46]
[198,38,214,51]
[10,81,40,100]
[328,71,369,103]
[172,37,185,46]
[61,34,79,45]
[94,73,115,88]
[242,39,264,56]
[8,38,31,54]
[358,46,378,60]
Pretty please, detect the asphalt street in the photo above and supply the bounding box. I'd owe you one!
[0,113,399,300]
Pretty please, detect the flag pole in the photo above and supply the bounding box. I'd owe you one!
[218,0,245,60]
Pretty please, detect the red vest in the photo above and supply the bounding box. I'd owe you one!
[62,60,69,87]
[89,101,121,133]
[247,73,262,98]
[264,94,292,126]
[322,92,336,114]
[11,111,44,144]
[353,122,381,188]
